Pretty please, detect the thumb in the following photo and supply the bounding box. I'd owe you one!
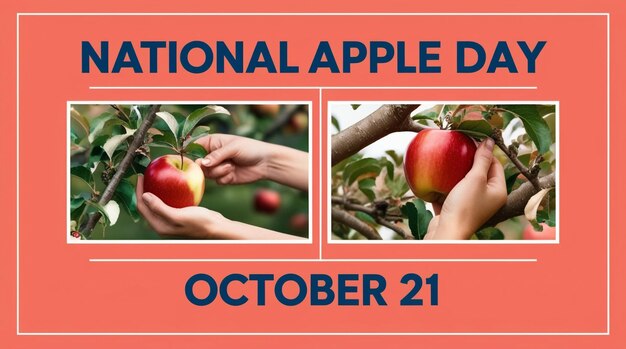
[201,145,237,167]
[142,192,177,219]
[469,138,495,178]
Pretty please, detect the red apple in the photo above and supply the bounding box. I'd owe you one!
[143,155,205,208]
[290,213,308,231]
[403,130,477,203]
[254,189,281,214]
[523,223,556,240]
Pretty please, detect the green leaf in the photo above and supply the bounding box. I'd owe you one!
[129,105,152,128]
[185,143,208,159]
[354,211,376,225]
[113,179,140,222]
[151,131,177,149]
[400,199,432,240]
[536,105,556,116]
[350,104,361,110]
[500,105,553,154]
[412,105,442,120]
[504,169,520,194]
[103,127,134,160]
[70,200,86,221]
[342,158,381,185]
[88,112,126,143]
[442,104,459,116]
[84,201,111,225]
[537,209,556,227]
[475,227,504,240]
[543,112,556,141]
[181,105,230,139]
[70,174,93,197]
[386,175,410,198]
[500,111,516,129]
[183,125,211,148]
[70,108,90,142]
[331,116,341,132]
[70,166,94,186]
[379,157,394,181]
[155,111,180,143]
[456,119,493,137]
[70,196,86,211]
[385,150,403,166]
[358,178,376,201]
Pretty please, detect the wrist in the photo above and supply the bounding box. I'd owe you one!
[265,145,308,191]
[204,216,236,239]
[433,214,475,240]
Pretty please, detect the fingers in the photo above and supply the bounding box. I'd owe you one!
[141,192,179,221]
[487,157,508,206]
[216,172,236,185]
[487,157,506,188]
[469,138,495,179]
[201,144,237,168]
[135,175,147,214]
[136,176,168,227]
[200,161,234,179]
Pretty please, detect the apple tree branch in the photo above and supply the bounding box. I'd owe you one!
[331,104,422,166]
[81,105,161,237]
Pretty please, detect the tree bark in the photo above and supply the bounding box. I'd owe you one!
[331,104,421,166]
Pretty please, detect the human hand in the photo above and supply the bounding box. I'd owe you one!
[136,175,230,239]
[194,134,271,185]
[195,134,308,190]
[425,138,507,240]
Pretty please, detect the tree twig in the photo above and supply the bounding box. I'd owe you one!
[491,129,541,191]
[81,105,161,237]
[331,208,382,240]
[331,104,422,166]
[332,196,413,240]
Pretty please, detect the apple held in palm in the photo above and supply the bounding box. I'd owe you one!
[143,155,205,208]
[403,130,477,203]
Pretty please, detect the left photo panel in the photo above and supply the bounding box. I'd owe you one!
[69,103,310,242]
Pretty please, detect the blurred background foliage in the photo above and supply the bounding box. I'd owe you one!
[70,103,309,240]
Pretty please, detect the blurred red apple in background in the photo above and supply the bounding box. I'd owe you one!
[143,155,205,208]
[404,130,477,203]
[290,213,308,231]
[254,189,281,214]
[523,223,556,240]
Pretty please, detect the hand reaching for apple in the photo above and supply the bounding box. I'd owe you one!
[424,138,508,240]
[194,134,308,191]
[135,176,304,240]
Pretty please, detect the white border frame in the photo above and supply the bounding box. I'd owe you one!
[67,101,314,244]
[15,12,610,336]
[327,101,560,245]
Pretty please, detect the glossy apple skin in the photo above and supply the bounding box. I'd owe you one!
[143,155,205,208]
[523,223,556,240]
[404,130,477,202]
[254,189,281,214]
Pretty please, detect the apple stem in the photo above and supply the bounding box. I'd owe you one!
[180,151,184,170]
